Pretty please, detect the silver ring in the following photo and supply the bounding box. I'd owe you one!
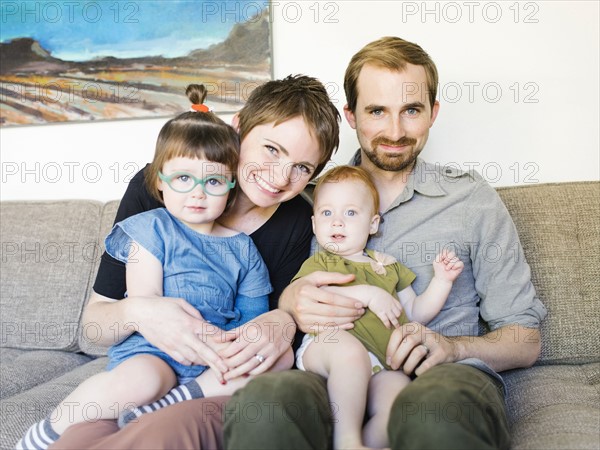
[255,354,265,364]
[421,344,430,355]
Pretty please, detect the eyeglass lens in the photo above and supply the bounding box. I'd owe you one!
[165,173,232,195]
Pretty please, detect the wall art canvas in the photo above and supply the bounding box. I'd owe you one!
[0,1,272,126]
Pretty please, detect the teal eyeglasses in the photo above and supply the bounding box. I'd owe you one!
[158,171,236,196]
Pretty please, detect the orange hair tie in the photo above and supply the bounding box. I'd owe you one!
[191,103,210,112]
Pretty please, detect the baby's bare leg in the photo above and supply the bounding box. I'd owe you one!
[302,330,372,450]
[363,370,411,448]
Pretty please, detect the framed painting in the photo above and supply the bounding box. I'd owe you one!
[0,1,273,126]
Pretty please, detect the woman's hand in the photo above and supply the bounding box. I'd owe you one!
[124,295,229,376]
[215,309,297,380]
[278,271,365,334]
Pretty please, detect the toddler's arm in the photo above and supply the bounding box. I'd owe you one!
[398,249,464,324]
[125,242,163,297]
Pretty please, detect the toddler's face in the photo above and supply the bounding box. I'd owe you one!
[159,156,232,233]
[312,180,380,258]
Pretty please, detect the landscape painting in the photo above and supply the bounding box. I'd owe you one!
[0,1,272,126]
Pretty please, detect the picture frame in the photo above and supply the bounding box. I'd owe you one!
[0,1,273,126]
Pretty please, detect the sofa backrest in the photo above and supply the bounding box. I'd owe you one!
[2,182,598,366]
[1,201,104,351]
[497,181,599,365]
[77,200,120,356]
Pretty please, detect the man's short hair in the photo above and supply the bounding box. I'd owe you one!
[344,36,439,112]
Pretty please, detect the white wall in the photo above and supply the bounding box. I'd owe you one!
[2,1,598,201]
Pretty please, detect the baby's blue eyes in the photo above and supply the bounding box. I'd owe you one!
[321,210,357,217]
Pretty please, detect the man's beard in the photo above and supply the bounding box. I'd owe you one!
[363,136,420,172]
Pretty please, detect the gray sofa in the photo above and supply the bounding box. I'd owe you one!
[1,181,599,449]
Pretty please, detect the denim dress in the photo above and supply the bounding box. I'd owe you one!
[104,208,271,380]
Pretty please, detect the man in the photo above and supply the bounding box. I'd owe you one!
[226,36,547,449]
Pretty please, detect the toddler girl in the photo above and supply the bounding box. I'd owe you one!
[18,84,291,450]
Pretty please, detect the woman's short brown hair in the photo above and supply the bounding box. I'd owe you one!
[344,36,439,113]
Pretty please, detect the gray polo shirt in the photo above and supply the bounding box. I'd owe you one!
[315,153,548,386]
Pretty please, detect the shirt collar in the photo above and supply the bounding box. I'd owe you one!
[349,150,447,198]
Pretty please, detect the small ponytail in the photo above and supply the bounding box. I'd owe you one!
[186,84,211,112]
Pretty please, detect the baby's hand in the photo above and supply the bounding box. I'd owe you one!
[433,249,464,282]
[368,292,403,329]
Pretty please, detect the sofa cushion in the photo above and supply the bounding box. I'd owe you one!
[0,357,108,449]
[503,363,600,449]
[0,347,92,400]
[497,182,600,365]
[78,200,120,357]
[1,201,103,351]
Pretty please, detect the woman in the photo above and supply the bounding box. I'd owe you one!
[52,75,344,449]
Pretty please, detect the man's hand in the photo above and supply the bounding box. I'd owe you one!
[386,322,542,376]
[278,271,365,334]
[386,322,458,376]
